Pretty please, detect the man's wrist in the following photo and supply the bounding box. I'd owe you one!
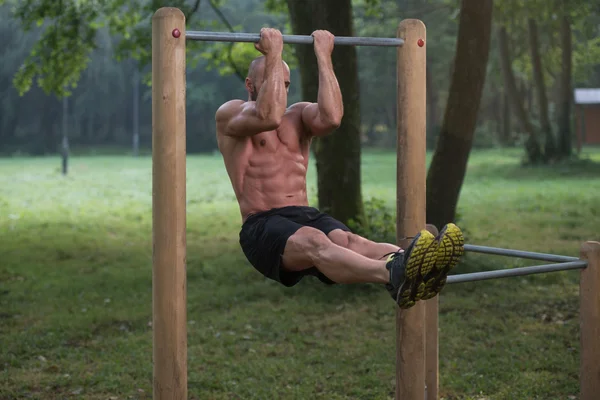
[265,51,283,61]
[316,52,333,66]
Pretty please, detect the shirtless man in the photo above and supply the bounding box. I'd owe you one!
[216,28,464,308]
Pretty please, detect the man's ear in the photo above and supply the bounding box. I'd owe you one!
[245,77,253,93]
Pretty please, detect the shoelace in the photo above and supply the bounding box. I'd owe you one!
[379,234,417,260]
[379,249,404,260]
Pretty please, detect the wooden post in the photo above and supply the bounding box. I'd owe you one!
[580,241,600,400]
[424,225,439,400]
[152,7,187,400]
[396,19,427,400]
[425,298,439,400]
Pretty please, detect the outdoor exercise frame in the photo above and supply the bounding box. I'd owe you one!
[152,7,600,400]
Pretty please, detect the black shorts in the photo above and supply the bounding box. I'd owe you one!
[239,206,351,287]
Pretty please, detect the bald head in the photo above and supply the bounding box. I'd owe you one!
[247,56,266,83]
[245,56,291,101]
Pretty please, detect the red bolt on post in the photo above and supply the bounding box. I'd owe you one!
[172,28,181,38]
[417,38,424,47]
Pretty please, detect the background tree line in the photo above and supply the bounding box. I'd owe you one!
[0,0,599,228]
[3,0,598,156]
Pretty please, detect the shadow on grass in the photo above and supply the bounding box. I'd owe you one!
[186,253,388,312]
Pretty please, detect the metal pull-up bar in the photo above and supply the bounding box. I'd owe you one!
[184,30,406,47]
[447,260,588,284]
[445,244,588,284]
[464,244,579,263]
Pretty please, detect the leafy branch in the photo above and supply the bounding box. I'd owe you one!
[207,0,245,81]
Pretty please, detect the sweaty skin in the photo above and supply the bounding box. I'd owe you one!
[216,28,343,221]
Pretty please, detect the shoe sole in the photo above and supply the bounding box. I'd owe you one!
[396,230,438,309]
[421,223,464,300]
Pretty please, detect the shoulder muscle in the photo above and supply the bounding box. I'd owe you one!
[216,100,246,123]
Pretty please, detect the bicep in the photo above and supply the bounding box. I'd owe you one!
[301,103,338,137]
[216,101,278,137]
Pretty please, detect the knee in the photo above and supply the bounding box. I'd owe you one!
[341,231,371,251]
[329,230,374,251]
[347,233,371,249]
[293,227,333,263]
[328,229,351,247]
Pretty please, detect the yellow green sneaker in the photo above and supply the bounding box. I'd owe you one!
[384,229,438,309]
[421,223,464,300]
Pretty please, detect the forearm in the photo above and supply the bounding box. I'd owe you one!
[255,54,286,122]
[316,55,343,124]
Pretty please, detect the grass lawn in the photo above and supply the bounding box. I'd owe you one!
[1,148,599,400]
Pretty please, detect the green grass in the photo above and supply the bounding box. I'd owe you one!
[1,148,599,400]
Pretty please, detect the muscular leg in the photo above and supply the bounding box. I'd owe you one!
[282,227,390,284]
[328,224,440,260]
[328,229,401,260]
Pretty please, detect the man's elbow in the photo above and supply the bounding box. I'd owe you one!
[256,109,283,130]
[330,116,342,129]
[326,106,343,129]
[263,115,283,130]
[323,114,342,130]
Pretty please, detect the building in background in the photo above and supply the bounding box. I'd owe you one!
[574,88,600,151]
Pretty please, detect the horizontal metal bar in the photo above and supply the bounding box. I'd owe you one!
[185,31,405,47]
[446,260,588,284]
[464,244,578,263]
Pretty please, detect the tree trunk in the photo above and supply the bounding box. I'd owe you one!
[61,96,69,175]
[287,0,364,226]
[0,106,19,151]
[489,80,500,143]
[528,18,556,158]
[40,99,58,156]
[86,114,94,144]
[497,25,543,164]
[132,67,140,157]
[557,13,573,157]
[502,90,512,145]
[425,0,493,229]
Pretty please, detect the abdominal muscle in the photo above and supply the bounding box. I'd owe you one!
[224,134,311,222]
[239,160,309,219]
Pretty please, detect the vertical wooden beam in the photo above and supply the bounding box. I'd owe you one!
[425,298,439,399]
[580,241,600,400]
[152,7,188,400]
[424,225,440,400]
[396,19,427,400]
